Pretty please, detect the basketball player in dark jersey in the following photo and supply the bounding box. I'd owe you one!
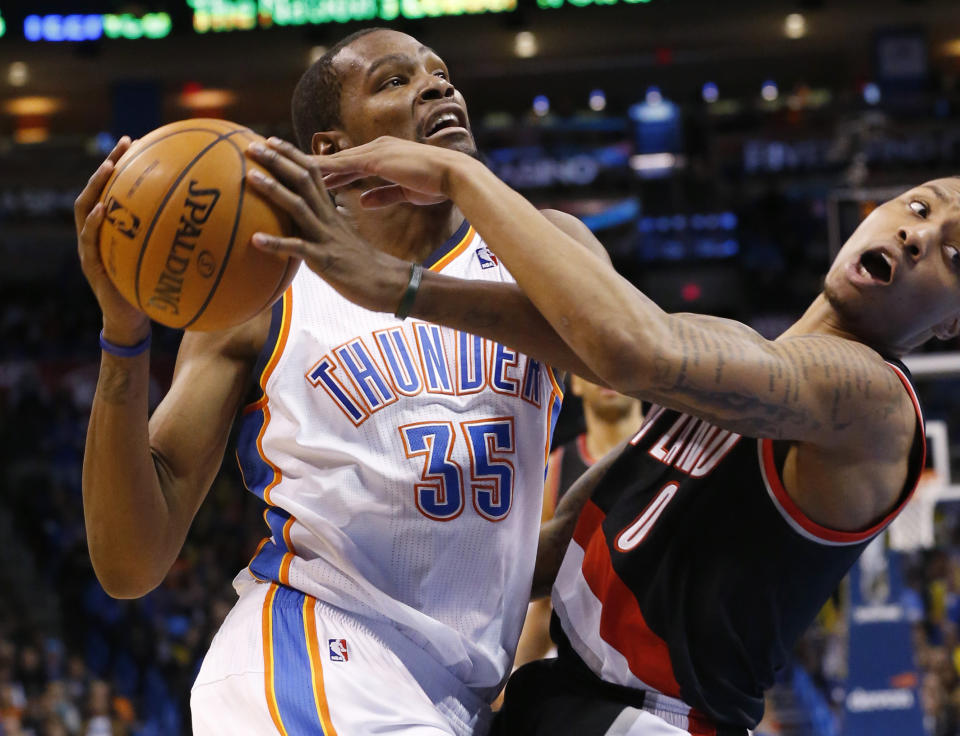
[547,379,645,514]
[239,137,953,734]
[513,377,643,671]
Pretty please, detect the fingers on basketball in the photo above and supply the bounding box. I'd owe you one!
[96,119,300,331]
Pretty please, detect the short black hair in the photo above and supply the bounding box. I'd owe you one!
[291,27,391,152]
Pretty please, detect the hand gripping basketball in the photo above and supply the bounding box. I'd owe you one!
[94,119,299,332]
[75,136,152,346]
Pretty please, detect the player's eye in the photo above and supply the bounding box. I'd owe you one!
[434,70,448,80]
[946,244,960,271]
[909,200,930,218]
[381,76,405,90]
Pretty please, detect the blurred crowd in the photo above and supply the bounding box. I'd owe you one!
[0,282,265,736]
[900,540,960,736]
[773,510,960,736]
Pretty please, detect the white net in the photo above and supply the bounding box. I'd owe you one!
[887,468,939,552]
[888,348,960,551]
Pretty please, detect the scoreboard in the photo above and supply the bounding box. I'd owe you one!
[2,0,661,39]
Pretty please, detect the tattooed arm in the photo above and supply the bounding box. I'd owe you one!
[423,149,914,452]
[306,138,911,444]
[632,313,910,442]
[307,137,917,530]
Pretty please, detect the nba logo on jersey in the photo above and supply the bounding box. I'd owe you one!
[476,247,498,269]
[328,639,349,662]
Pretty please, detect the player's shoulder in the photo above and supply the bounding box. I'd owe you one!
[538,209,610,263]
[791,336,920,460]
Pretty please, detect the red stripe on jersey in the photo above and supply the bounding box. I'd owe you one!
[572,498,606,548]
[887,362,927,472]
[760,439,876,544]
[761,439,890,544]
[575,501,682,698]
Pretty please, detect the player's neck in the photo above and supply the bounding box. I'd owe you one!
[583,405,644,460]
[783,293,908,357]
[353,201,466,263]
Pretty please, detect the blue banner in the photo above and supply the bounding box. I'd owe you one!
[845,538,924,735]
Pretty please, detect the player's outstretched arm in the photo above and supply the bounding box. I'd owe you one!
[243,139,610,384]
[313,137,923,531]
[313,138,916,452]
[77,142,262,598]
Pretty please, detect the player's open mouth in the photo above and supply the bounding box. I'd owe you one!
[423,107,468,139]
[856,248,895,284]
[427,114,462,136]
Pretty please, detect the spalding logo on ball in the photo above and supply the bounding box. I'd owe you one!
[98,118,300,331]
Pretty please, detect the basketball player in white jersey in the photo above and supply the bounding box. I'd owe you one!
[74,29,610,736]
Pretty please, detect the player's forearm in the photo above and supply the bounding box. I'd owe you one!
[531,443,625,597]
[82,353,182,598]
[411,274,606,383]
[446,158,668,392]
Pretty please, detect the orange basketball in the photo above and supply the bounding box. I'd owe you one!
[98,118,299,331]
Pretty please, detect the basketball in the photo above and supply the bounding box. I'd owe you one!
[97,118,299,331]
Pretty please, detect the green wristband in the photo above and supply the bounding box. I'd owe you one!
[394,263,424,320]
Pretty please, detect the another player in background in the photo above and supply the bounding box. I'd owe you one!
[75,28,610,736]
[512,378,643,670]
[244,135,951,735]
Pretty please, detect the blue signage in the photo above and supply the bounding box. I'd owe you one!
[845,540,924,735]
[25,14,103,42]
[23,13,172,41]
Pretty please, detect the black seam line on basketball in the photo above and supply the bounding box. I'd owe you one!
[102,125,246,207]
[182,129,256,329]
[132,129,249,312]
[103,125,250,302]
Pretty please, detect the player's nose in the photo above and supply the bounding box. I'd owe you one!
[898,224,933,262]
[418,74,455,102]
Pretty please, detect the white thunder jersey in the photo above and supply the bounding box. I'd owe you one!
[236,221,563,698]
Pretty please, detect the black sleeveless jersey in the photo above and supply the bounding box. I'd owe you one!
[546,434,596,512]
[550,360,925,729]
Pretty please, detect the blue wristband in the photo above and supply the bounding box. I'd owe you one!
[99,329,151,358]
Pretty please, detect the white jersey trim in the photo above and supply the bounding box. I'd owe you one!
[552,541,666,698]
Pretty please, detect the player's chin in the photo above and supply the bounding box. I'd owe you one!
[420,131,478,157]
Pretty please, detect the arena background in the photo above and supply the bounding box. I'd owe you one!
[2,0,960,733]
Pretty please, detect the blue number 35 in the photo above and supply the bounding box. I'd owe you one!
[399,417,516,522]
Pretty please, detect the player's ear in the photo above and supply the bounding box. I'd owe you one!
[312,131,350,156]
[933,313,960,341]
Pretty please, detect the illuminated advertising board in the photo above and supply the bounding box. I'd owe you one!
[0,11,6,38]
[188,0,515,31]
[538,0,651,7]
[23,13,171,41]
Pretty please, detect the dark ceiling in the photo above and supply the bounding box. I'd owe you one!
[1,0,959,134]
